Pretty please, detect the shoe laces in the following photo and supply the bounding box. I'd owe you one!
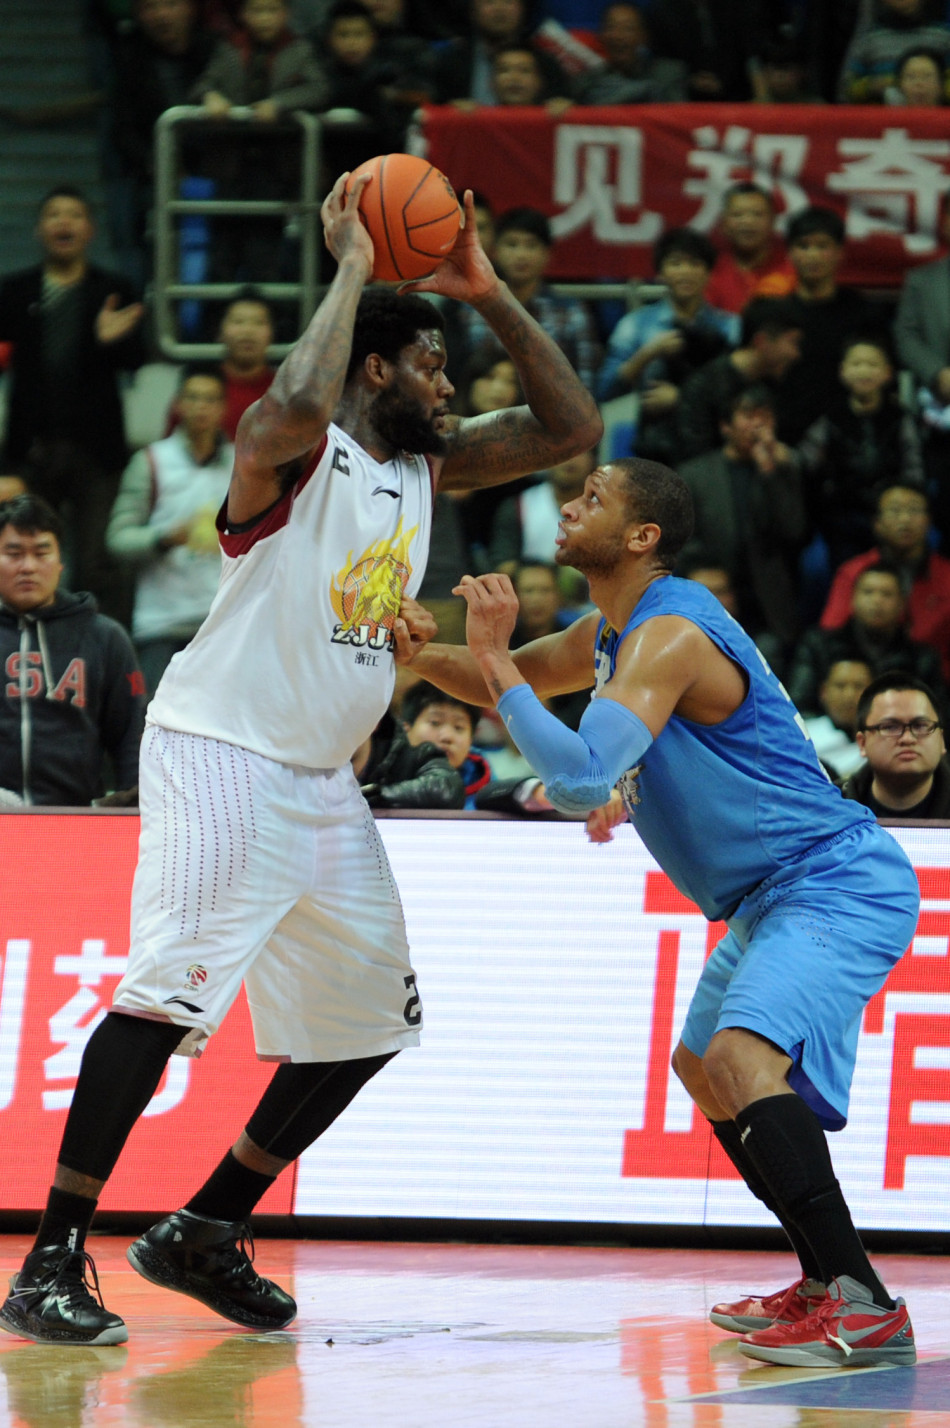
[215,1224,260,1280]
[43,1250,107,1311]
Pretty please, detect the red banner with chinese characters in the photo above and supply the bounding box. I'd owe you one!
[420,103,950,286]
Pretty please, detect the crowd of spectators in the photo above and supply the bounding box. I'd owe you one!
[5,0,950,814]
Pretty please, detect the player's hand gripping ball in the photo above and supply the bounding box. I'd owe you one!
[345,154,462,284]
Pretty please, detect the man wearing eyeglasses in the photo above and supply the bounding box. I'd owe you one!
[842,673,950,818]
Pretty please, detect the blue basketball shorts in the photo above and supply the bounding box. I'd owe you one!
[679,820,920,1129]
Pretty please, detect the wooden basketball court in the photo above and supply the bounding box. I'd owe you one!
[0,1237,947,1427]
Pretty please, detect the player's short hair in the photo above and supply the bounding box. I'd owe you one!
[759,34,807,67]
[652,226,716,273]
[612,458,694,572]
[856,672,942,731]
[325,0,378,31]
[178,361,226,389]
[514,559,560,586]
[876,483,930,514]
[0,493,64,545]
[493,41,541,65]
[38,184,92,218]
[346,289,445,383]
[786,205,845,248]
[400,681,481,735]
[839,332,894,365]
[853,559,903,594]
[896,44,946,81]
[723,180,774,211]
[222,285,275,322]
[495,206,552,246]
[725,383,775,420]
[740,296,801,346]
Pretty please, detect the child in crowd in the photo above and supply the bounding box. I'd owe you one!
[795,334,925,571]
[841,0,950,103]
[351,710,465,809]
[401,681,554,812]
[192,0,327,280]
[888,44,947,103]
[322,0,428,171]
[754,36,824,103]
[401,683,492,808]
[597,227,739,466]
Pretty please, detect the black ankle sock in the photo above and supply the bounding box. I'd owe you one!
[710,1118,823,1282]
[32,1186,98,1254]
[735,1094,895,1310]
[185,1151,276,1224]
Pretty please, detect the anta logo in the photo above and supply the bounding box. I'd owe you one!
[5,653,86,706]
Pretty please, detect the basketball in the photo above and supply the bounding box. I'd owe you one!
[345,154,462,284]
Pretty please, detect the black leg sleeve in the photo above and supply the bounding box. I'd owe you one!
[57,1012,186,1182]
[245,1053,396,1162]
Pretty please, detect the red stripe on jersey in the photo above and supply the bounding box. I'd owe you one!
[217,434,328,557]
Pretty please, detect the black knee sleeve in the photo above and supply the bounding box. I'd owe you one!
[245,1052,396,1162]
[58,1012,185,1181]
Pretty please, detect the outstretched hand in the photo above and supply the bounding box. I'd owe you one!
[393,594,438,665]
[400,190,500,307]
[321,171,374,276]
[452,572,519,666]
[96,293,144,345]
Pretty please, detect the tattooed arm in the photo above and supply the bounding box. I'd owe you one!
[404,193,603,493]
[227,174,374,523]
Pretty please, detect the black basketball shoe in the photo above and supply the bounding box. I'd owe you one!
[126,1209,296,1330]
[0,1245,128,1345]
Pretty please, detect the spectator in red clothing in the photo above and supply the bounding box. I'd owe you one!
[705,183,796,317]
[167,287,275,438]
[820,485,950,680]
[217,288,275,436]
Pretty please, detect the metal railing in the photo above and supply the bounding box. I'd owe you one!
[153,106,322,360]
[152,107,667,360]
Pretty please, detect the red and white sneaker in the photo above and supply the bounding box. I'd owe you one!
[709,1276,827,1333]
[738,1275,916,1368]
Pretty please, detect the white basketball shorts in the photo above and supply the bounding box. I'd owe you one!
[112,725,422,1062]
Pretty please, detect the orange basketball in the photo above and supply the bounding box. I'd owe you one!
[345,154,462,284]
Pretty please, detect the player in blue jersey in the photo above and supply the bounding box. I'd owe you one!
[402,457,920,1370]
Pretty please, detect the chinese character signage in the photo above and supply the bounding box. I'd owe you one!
[421,103,950,285]
[2,815,950,1229]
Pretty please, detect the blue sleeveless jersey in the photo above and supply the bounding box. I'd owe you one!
[596,576,872,921]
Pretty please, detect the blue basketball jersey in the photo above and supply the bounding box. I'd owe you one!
[595,576,872,920]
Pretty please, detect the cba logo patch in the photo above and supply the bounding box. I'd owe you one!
[185,964,208,989]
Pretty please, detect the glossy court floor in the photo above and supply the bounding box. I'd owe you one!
[0,1238,948,1428]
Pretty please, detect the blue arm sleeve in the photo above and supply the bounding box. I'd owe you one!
[496,684,654,816]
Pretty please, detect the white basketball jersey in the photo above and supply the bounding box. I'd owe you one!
[148,423,434,768]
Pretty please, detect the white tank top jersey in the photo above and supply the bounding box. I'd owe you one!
[148,422,435,769]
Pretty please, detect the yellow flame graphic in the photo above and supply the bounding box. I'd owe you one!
[330,518,417,633]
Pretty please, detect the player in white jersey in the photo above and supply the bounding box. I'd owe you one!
[0,174,602,1346]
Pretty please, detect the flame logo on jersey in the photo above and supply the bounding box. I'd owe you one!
[329,518,416,650]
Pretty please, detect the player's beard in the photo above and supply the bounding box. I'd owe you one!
[372,384,447,456]
[556,530,627,580]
